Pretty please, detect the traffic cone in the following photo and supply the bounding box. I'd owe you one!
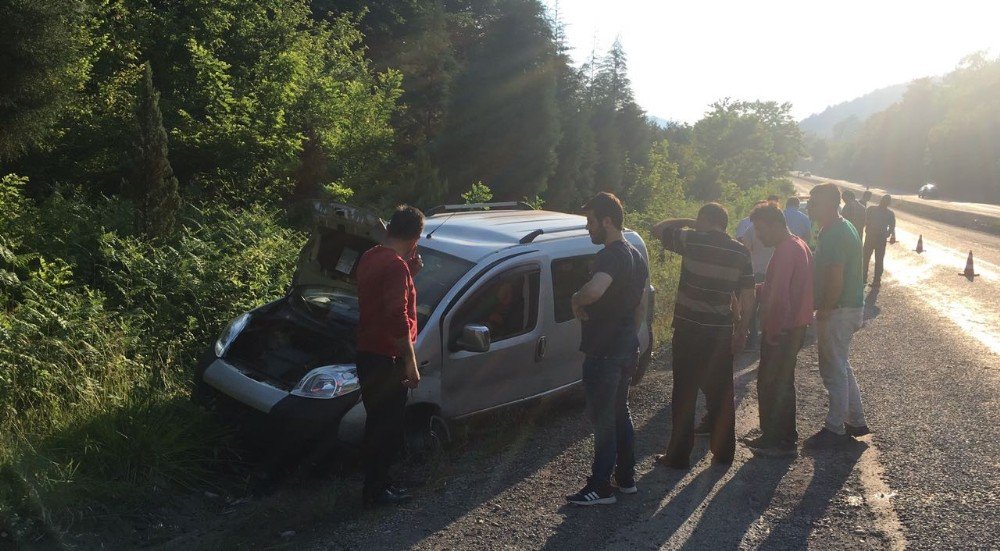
[959,251,979,279]
[915,235,923,254]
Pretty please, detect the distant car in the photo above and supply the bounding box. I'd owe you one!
[918,183,939,199]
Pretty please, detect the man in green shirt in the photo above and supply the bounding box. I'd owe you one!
[807,184,870,447]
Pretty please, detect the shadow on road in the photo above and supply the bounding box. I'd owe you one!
[758,440,868,548]
[865,287,882,320]
[679,455,794,549]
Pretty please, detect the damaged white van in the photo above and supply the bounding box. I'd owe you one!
[194,201,655,448]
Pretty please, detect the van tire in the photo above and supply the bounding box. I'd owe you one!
[632,332,654,386]
[404,405,450,461]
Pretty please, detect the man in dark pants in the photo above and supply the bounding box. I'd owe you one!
[566,192,649,506]
[652,204,755,468]
[864,195,896,288]
[741,204,814,457]
[355,205,425,508]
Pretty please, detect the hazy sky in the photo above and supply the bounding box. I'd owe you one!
[546,0,1000,123]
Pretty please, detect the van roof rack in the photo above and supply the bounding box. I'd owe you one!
[427,202,536,216]
[519,225,587,244]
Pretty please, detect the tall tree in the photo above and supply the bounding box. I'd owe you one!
[438,0,560,201]
[0,0,92,162]
[128,62,180,239]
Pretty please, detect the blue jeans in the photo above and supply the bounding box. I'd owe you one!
[583,354,636,487]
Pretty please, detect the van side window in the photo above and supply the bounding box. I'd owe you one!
[551,256,594,323]
[451,269,540,347]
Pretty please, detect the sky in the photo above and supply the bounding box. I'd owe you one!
[545,0,1000,123]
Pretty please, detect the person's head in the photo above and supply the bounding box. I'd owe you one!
[879,194,892,208]
[582,192,625,245]
[386,205,425,251]
[808,183,842,225]
[862,190,873,204]
[786,196,801,209]
[695,202,729,232]
[841,189,856,203]
[748,203,789,247]
[766,194,780,204]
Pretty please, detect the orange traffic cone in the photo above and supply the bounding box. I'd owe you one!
[959,251,979,279]
[915,235,923,254]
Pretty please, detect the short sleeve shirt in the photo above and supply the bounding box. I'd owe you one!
[661,228,755,329]
[580,240,649,357]
[813,219,864,309]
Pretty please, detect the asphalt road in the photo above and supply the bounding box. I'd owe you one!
[154,187,1000,550]
[800,173,1000,220]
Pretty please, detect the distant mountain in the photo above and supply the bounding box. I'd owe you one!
[648,115,675,129]
[799,83,908,138]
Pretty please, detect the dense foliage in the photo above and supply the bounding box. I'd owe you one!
[802,53,1000,203]
[0,0,800,543]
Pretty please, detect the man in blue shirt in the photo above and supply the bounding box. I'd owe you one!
[784,197,812,244]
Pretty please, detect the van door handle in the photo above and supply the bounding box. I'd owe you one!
[535,336,548,362]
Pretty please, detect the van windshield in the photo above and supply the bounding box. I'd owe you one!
[414,248,474,331]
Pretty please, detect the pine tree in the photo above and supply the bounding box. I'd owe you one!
[129,62,180,239]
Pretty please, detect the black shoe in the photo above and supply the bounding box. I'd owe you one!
[747,437,797,457]
[363,487,412,509]
[613,474,637,495]
[803,428,852,450]
[845,424,872,438]
[654,454,690,470]
[694,418,712,436]
[566,483,617,506]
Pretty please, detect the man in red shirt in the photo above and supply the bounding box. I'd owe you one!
[742,203,814,457]
[355,205,424,508]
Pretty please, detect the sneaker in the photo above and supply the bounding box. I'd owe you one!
[613,475,637,495]
[566,484,617,506]
[803,428,852,450]
[694,418,712,436]
[845,424,872,438]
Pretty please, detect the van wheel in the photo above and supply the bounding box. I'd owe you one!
[631,331,655,386]
[405,407,450,461]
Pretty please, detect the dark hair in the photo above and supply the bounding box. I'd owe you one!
[862,190,872,201]
[880,194,893,206]
[786,196,800,208]
[766,194,780,203]
[582,192,625,230]
[842,189,856,201]
[749,203,787,228]
[811,183,842,207]
[697,202,729,230]
[387,205,425,240]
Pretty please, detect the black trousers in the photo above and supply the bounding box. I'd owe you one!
[356,351,408,495]
[757,327,806,445]
[863,237,887,285]
[665,323,735,464]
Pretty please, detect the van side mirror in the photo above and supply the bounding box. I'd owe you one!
[457,324,491,353]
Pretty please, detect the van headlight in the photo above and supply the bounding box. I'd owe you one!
[291,365,359,399]
[215,313,251,357]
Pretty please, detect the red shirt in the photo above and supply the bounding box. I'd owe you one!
[760,235,815,339]
[356,246,418,357]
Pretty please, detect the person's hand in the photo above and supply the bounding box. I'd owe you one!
[732,329,747,355]
[571,293,589,321]
[402,357,420,389]
[407,253,423,276]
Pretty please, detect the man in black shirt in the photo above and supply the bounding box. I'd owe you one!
[566,192,649,506]
[652,203,755,468]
